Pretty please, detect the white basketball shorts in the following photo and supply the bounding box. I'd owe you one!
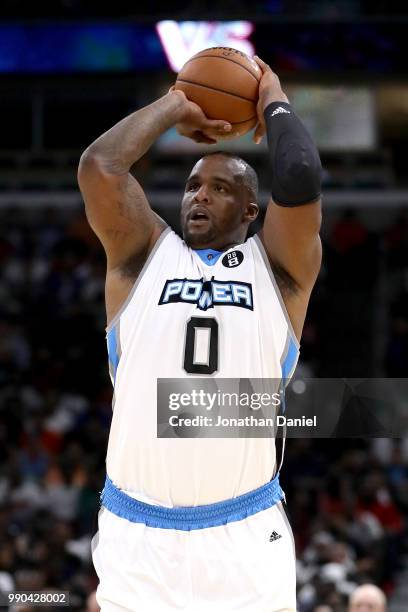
[91,475,296,612]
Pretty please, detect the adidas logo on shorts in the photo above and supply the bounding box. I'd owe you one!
[269,530,282,542]
[270,106,291,117]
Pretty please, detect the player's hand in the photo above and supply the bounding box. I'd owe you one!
[252,56,289,145]
[170,88,232,144]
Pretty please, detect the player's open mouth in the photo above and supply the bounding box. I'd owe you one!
[188,208,210,224]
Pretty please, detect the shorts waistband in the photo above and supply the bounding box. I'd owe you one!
[100,474,284,531]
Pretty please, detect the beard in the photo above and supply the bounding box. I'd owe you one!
[182,221,218,247]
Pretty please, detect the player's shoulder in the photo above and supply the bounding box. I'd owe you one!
[152,227,183,250]
[230,234,261,258]
[162,229,190,252]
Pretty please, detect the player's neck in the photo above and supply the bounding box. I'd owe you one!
[191,240,241,252]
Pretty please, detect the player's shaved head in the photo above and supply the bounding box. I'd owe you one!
[349,584,386,612]
[201,151,259,202]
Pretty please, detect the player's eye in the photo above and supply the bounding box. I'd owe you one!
[186,183,199,191]
[214,184,225,192]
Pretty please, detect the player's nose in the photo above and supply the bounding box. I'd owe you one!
[193,185,210,203]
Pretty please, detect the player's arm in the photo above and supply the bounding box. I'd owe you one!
[253,57,322,339]
[77,90,231,271]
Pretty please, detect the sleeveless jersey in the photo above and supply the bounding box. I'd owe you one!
[105,228,299,507]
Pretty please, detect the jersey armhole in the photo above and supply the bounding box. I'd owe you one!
[251,234,300,351]
[105,226,173,334]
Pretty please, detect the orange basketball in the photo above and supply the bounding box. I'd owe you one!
[174,47,262,138]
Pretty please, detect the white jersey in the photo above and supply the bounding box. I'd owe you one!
[105,228,299,507]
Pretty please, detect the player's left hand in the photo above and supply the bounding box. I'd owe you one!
[252,56,289,145]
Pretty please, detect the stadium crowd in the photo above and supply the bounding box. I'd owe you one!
[0,203,407,610]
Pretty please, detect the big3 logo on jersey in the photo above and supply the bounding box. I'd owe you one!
[158,277,253,311]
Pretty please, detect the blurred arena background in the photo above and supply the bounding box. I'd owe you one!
[1,1,408,610]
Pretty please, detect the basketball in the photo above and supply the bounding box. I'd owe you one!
[174,47,262,138]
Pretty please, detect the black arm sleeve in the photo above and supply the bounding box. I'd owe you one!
[264,101,322,207]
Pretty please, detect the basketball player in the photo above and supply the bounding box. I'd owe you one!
[78,56,322,611]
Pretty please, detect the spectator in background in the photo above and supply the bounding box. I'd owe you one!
[86,590,100,612]
[348,583,386,612]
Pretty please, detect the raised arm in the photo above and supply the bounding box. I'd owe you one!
[77,90,232,272]
[252,57,322,341]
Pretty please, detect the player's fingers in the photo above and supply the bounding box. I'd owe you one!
[253,122,265,145]
[203,119,232,134]
[253,55,270,72]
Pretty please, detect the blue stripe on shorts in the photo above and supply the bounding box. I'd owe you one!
[100,474,284,531]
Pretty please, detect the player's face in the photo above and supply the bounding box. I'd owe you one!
[181,156,253,249]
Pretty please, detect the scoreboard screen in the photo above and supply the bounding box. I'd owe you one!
[0,21,405,75]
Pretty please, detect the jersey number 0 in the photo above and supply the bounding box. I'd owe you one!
[184,317,218,375]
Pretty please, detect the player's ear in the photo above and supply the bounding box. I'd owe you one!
[243,202,259,223]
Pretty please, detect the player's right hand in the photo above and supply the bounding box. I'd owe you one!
[170,88,232,144]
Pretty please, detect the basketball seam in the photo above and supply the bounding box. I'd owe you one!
[229,116,257,125]
[176,79,256,103]
[182,54,261,83]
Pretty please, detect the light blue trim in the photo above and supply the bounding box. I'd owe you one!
[281,336,299,380]
[252,235,300,350]
[106,324,120,384]
[101,474,284,531]
[194,248,223,266]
